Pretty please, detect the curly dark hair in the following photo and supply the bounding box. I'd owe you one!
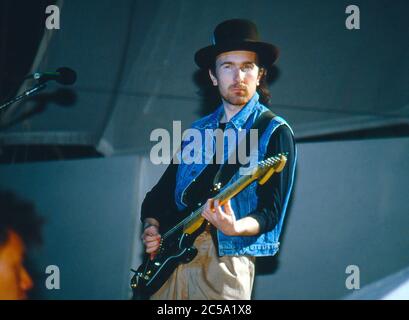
[0,190,43,247]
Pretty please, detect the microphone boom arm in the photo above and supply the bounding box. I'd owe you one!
[0,82,47,112]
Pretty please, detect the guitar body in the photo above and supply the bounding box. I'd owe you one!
[131,222,206,299]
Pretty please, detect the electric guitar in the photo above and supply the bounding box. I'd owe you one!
[130,153,288,299]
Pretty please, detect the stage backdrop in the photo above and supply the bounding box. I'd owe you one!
[1,0,408,155]
[1,136,409,299]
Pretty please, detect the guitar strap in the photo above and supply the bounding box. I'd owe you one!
[213,109,275,187]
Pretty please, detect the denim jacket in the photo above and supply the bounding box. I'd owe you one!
[174,92,297,256]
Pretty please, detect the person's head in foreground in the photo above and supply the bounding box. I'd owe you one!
[0,191,43,300]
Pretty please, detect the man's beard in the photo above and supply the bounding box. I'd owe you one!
[222,85,250,107]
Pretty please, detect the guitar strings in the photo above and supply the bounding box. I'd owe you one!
[160,154,285,241]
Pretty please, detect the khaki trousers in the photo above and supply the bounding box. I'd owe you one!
[150,230,255,300]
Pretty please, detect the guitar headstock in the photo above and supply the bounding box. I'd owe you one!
[251,153,288,184]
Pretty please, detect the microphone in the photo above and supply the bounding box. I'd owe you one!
[28,67,77,85]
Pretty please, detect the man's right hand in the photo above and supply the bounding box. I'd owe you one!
[141,225,161,258]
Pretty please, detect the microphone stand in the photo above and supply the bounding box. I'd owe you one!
[0,82,47,112]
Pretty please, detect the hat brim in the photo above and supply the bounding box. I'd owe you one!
[194,41,279,69]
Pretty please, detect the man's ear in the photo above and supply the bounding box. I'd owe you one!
[208,69,218,86]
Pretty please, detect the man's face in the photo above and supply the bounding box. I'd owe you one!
[209,50,263,107]
[0,230,33,300]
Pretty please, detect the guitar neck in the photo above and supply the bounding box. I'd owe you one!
[161,153,287,239]
[161,173,256,239]
[182,173,257,230]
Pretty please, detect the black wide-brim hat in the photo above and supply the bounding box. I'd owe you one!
[194,19,279,69]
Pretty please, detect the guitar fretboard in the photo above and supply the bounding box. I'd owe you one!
[160,152,288,240]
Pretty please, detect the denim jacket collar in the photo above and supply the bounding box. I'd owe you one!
[229,92,260,129]
[196,92,260,130]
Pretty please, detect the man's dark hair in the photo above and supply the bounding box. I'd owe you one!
[0,190,43,247]
[255,68,272,106]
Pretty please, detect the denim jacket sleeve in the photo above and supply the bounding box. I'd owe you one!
[247,125,296,233]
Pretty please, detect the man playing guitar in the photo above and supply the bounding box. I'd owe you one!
[139,19,297,300]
